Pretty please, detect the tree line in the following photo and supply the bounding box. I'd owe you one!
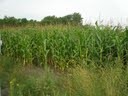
[0,13,83,27]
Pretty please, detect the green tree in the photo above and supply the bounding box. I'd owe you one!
[41,13,83,25]
[21,18,28,26]
[72,13,83,25]
[41,16,57,25]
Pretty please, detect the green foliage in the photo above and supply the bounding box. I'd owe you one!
[41,12,83,25]
[41,16,58,25]
[0,16,37,27]
[0,12,83,27]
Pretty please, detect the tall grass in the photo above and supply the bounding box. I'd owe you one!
[7,65,128,96]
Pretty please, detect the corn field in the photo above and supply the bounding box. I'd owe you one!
[1,25,128,96]
[0,25,128,69]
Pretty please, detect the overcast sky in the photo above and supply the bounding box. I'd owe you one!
[0,0,128,25]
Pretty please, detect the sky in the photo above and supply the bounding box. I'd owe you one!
[0,0,128,25]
